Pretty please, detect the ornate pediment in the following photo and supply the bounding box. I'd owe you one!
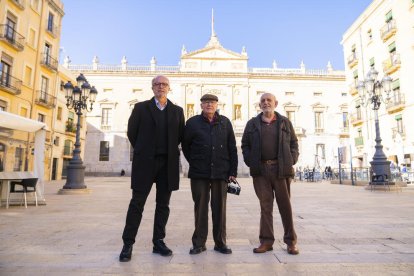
[182,46,246,60]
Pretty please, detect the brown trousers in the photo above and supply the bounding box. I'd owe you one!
[190,179,228,248]
[252,163,297,246]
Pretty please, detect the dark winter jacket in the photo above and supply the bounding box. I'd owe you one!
[182,113,237,180]
[241,112,299,178]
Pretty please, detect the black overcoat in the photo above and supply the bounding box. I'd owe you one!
[127,98,185,192]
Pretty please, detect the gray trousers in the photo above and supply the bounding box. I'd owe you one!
[190,178,228,248]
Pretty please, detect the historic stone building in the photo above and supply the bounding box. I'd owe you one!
[342,0,414,169]
[65,19,348,176]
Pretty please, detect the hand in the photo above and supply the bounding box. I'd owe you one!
[228,176,237,182]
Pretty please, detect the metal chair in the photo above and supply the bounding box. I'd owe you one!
[7,178,38,208]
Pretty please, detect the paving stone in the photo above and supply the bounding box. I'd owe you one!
[1,177,414,274]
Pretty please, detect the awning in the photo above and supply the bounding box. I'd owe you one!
[0,110,47,203]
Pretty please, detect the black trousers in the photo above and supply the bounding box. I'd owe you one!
[122,156,172,246]
[190,178,227,248]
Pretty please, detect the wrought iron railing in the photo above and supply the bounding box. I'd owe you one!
[0,72,22,95]
[41,52,58,71]
[0,24,25,50]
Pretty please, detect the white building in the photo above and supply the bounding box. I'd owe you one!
[342,0,414,169]
[65,18,348,176]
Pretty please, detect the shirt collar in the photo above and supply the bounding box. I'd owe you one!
[154,98,168,110]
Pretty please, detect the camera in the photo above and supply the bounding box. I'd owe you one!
[227,179,241,195]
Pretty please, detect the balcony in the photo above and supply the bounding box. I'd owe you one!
[45,130,52,143]
[347,53,358,68]
[380,19,397,42]
[294,126,306,137]
[9,0,25,10]
[386,93,405,113]
[0,73,22,95]
[392,127,405,140]
[350,112,363,126]
[349,83,358,96]
[383,53,401,75]
[40,52,58,71]
[35,90,56,108]
[355,136,364,147]
[65,121,76,136]
[339,126,350,138]
[0,24,25,51]
[46,21,60,38]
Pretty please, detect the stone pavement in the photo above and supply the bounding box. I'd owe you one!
[1,177,414,275]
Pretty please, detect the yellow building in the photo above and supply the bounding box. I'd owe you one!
[0,0,83,180]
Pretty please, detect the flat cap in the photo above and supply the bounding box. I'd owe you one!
[200,93,218,102]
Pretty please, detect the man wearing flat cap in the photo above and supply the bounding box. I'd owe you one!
[182,93,238,255]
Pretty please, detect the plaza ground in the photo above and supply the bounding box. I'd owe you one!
[1,177,414,275]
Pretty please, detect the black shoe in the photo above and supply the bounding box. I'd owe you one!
[189,245,206,255]
[119,245,133,262]
[214,245,232,254]
[153,239,172,256]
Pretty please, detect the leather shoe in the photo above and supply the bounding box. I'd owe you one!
[253,243,273,253]
[287,245,299,255]
[214,245,232,254]
[189,245,206,255]
[153,239,172,256]
[119,244,133,262]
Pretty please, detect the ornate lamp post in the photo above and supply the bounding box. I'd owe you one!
[60,73,97,192]
[357,67,392,185]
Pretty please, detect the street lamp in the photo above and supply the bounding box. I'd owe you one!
[357,67,392,185]
[60,73,97,191]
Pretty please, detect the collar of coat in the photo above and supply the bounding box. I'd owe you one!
[253,111,288,131]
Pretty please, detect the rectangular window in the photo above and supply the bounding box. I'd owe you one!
[357,128,362,137]
[38,113,45,122]
[285,91,294,96]
[396,118,403,133]
[0,100,7,111]
[54,136,60,146]
[314,112,323,132]
[385,10,393,22]
[1,56,12,88]
[369,57,375,68]
[47,13,54,33]
[57,107,62,120]
[13,147,23,171]
[286,111,295,125]
[342,112,349,128]
[20,107,27,117]
[24,66,32,86]
[313,92,323,97]
[388,42,396,53]
[101,108,112,127]
[99,141,110,161]
[341,92,348,97]
[5,15,17,42]
[28,28,36,48]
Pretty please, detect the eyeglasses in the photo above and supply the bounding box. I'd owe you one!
[153,82,169,87]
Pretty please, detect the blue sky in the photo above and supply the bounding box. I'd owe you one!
[60,0,372,70]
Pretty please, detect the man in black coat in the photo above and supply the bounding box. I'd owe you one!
[119,75,185,262]
[182,93,238,255]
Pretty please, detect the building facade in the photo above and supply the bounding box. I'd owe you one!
[0,0,85,180]
[342,0,414,169]
[66,24,349,176]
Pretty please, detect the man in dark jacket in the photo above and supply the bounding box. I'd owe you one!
[241,93,300,255]
[182,93,237,255]
[119,75,185,262]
